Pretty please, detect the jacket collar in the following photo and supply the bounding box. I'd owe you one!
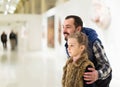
[67,53,88,67]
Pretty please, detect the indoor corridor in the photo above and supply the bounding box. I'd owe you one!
[0,0,120,86]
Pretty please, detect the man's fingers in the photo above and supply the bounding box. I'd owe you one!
[84,69,98,84]
[84,74,92,81]
[84,71,93,75]
[87,68,95,71]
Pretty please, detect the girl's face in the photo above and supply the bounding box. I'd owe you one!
[67,38,84,58]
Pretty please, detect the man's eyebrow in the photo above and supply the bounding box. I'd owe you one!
[63,24,71,27]
[65,25,71,27]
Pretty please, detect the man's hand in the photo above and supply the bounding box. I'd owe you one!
[84,68,98,84]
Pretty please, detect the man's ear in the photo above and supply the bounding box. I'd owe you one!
[76,26,82,32]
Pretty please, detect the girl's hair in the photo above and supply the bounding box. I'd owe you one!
[68,32,88,54]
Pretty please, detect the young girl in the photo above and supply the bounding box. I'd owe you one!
[62,32,95,87]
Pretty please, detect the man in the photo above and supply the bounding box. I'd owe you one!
[63,15,112,87]
[9,30,17,50]
[1,31,7,49]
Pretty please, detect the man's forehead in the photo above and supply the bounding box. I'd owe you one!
[63,23,71,27]
[65,18,74,22]
[63,21,74,26]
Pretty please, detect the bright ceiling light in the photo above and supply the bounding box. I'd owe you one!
[0,0,20,14]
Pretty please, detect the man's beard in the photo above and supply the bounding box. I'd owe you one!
[64,37,68,41]
[63,32,69,41]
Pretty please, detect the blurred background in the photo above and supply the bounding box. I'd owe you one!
[0,0,119,87]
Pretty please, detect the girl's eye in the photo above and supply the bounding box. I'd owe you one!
[71,45,73,47]
[68,44,74,47]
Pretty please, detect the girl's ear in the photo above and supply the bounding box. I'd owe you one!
[80,45,85,51]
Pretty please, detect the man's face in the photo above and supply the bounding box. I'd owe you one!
[63,18,76,41]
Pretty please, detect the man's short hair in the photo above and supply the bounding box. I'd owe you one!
[65,15,83,28]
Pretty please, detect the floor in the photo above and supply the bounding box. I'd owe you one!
[0,47,119,87]
[0,47,67,87]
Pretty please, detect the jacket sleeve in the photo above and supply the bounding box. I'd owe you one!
[93,40,112,80]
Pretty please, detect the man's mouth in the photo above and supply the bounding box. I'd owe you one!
[64,32,69,36]
[63,32,69,35]
[64,34,68,37]
[63,32,69,40]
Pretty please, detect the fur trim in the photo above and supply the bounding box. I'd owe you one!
[62,53,94,87]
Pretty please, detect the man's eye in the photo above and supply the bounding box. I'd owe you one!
[66,26,71,28]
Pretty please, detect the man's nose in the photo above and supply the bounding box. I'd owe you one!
[63,27,67,32]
